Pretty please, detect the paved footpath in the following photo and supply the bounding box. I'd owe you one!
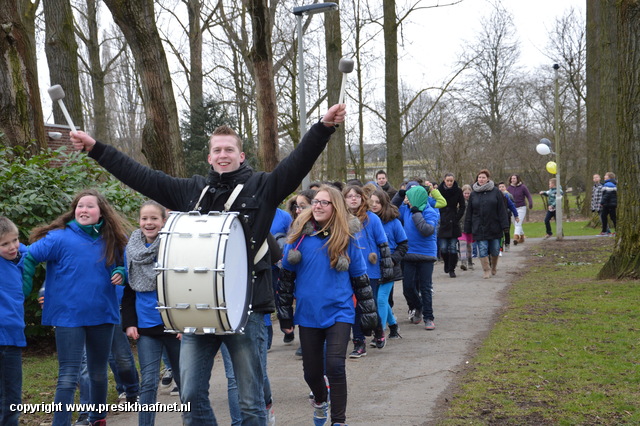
[107,242,531,426]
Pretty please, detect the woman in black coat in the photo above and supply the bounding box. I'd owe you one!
[463,169,509,279]
[438,173,465,278]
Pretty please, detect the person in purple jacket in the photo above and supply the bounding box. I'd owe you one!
[23,189,130,426]
[277,185,376,426]
[506,174,533,245]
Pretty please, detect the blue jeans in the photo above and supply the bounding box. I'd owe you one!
[180,312,266,425]
[477,239,501,258]
[220,344,242,425]
[0,346,22,426]
[137,334,181,426]
[402,260,435,321]
[77,350,90,417]
[438,238,458,254]
[352,278,378,342]
[109,325,139,398]
[377,282,397,328]
[53,324,115,426]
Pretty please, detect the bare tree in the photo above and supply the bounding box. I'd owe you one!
[43,0,84,129]
[457,5,524,176]
[246,0,279,171]
[103,0,185,176]
[75,0,127,143]
[324,0,346,182]
[545,8,588,213]
[0,0,46,153]
[382,0,402,186]
[586,0,618,176]
[598,0,640,279]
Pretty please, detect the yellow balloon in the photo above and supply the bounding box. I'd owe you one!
[546,161,557,174]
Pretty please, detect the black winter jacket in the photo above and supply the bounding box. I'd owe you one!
[438,181,465,238]
[463,184,509,241]
[88,122,336,313]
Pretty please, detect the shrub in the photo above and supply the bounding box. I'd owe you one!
[0,144,145,342]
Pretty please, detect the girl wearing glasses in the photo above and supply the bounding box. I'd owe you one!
[342,185,394,356]
[277,185,377,426]
[287,189,317,220]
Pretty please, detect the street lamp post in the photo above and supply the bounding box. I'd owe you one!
[536,64,563,240]
[293,3,338,190]
[553,63,563,240]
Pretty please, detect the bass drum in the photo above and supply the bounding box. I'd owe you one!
[156,211,251,334]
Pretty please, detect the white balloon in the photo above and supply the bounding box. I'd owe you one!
[536,143,551,155]
[540,138,552,147]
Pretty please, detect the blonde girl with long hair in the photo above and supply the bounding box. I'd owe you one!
[277,185,377,426]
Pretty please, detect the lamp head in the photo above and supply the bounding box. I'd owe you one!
[293,3,338,16]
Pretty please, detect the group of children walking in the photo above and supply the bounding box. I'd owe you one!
[3,168,610,426]
[0,193,177,426]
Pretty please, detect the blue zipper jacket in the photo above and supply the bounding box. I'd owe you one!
[353,211,388,279]
[27,222,119,327]
[281,235,367,328]
[0,244,27,347]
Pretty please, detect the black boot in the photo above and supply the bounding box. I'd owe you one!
[448,253,458,278]
[442,252,450,273]
[388,323,401,339]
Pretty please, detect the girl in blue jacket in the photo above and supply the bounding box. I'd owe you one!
[342,185,393,355]
[369,189,408,340]
[0,217,27,426]
[277,185,377,426]
[121,201,181,426]
[24,189,130,426]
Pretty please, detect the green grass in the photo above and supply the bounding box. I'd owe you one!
[514,220,599,239]
[440,238,639,425]
[20,351,124,425]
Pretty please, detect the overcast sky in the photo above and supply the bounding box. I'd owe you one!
[400,0,586,86]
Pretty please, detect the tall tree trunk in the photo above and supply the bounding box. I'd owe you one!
[0,0,45,154]
[43,0,84,130]
[247,0,278,172]
[598,1,640,279]
[186,0,205,154]
[383,0,402,186]
[324,0,346,182]
[103,0,185,177]
[84,0,109,142]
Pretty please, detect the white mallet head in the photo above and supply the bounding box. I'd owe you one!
[47,85,76,130]
[47,84,66,102]
[338,57,355,105]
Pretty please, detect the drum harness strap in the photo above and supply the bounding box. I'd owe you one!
[194,184,269,265]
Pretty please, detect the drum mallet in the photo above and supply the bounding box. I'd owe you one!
[338,57,355,105]
[47,85,76,131]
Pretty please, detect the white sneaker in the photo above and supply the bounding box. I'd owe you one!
[407,309,416,321]
[266,402,275,426]
[160,368,173,388]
